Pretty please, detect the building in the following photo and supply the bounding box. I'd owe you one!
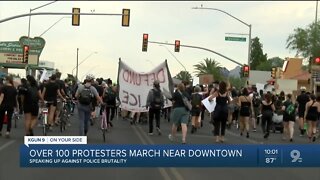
[281,57,311,93]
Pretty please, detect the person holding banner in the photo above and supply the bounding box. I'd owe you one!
[146,80,164,135]
[209,81,231,143]
[168,83,190,144]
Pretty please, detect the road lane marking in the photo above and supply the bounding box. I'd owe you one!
[137,126,184,180]
[0,140,15,152]
[226,130,263,144]
[132,125,172,180]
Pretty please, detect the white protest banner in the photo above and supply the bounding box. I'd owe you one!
[201,96,216,113]
[117,60,174,112]
[256,83,265,94]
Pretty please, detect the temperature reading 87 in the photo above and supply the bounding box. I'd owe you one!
[265,157,277,163]
[290,150,302,163]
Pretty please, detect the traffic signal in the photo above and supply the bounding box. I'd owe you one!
[271,67,276,79]
[122,9,130,27]
[314,57,320,65]
[242,65,250,77]
[174,40,180,52]
[23,45,29,63]
[72,8,80,26]
[142,34,148,52]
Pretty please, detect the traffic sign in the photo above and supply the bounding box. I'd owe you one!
[225,36,246,42]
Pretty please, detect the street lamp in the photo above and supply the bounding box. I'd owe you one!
[159,44,187,72]
[28,0,58,37]
[192,6,252,67]
[72,51,98,76]
[39,16,71,37]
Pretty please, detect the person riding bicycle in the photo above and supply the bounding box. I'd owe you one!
[75,74,103,136]
[40,74,65,130]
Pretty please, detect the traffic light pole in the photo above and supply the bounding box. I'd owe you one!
[0,12,124,24]
[148,41,243,66]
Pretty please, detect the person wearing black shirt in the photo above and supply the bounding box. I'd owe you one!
[55,72,66,125]
[296,87,310,136]
[21,76,41,136]
[18,78,28,114]
[282,94,296,142]
[209,81,231,143]
[41,75,65,129]
[0,76,19,138]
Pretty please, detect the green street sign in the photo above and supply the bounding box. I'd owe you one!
[225,36,246,42]
[19,36,46,50]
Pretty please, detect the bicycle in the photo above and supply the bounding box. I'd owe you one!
[39,101,53,136]
[100,104,108,142]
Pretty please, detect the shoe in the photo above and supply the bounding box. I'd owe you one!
[148,132,153,136]
[168,134,174,142]
[90,119,94,126]
[312,136,316,142]
[240,132,243,136]
[264,133,269,139]
[156,127,161,135]
[109,122,113,127]
[246,132,249,138]
[182,141,186,144]
[5,132,10,138]
[191,126,195,134]
[290,138,293,142]
[215,137,220,143]
[29,129,34,136]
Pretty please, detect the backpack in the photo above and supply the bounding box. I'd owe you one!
[286,102,295,115]
[191,93,202,108]
[252,93,261,107]
[104,87,116,103]
[79,86,93,105]
[151,89,162,109]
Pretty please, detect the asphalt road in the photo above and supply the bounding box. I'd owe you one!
[0,108,320,180]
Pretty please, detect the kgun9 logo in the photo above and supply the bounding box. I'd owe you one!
[290,150,302,163]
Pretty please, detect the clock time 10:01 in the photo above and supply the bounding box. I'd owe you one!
[264,149,279,155]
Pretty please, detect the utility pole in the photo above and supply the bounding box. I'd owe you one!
[76,48,79,82]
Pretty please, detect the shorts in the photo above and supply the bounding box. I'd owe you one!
[298,109,305,118]
[45,100,57,107]
[191,107,201,116]
[24,104,39,116]
[171,107,189,126]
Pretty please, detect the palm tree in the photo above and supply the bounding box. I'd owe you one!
[174,71,192,82]
[193,58,223,81]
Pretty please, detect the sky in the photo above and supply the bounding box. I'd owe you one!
[0,1,318,81]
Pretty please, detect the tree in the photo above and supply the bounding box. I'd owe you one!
[256,61,272,71]
[174,71,192,82]
[228,76,246,90]
[268,57,284,67]
[250,37,268,70]
[193,58,223,81]
[286,21,320,58]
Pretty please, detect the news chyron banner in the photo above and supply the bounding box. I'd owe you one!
[117,60,174,112]
[21,136,320,167]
